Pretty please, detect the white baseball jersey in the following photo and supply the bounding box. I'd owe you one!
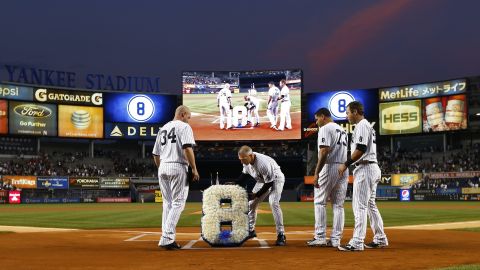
[247,96,260,109]
[152,120,196,167]
[280,85,290,102]
[351,119,377,163]
[268,86,281,104]
[244,152,286,234]
[346,118,388,249]
[152,119,196,247]
[217,87,232,104]
[317,122,347,164]
[242,152,283,184]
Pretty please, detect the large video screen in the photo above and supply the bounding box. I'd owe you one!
[379,79,468,135]
[8,101,57,136]
[183,69,302,141]
[423,94,467,132]
[103,93,177,139]
[303,89,378,138]
[58,105,103,138]
[379,100,422,135]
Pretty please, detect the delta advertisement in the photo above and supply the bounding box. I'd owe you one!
[58,105,103,138]
[36,176,69,189]
[8,101,57,136]
[379,100,422,135]
[391,173,422,187]
[0,100,7,134]
[103,93,176,139]
[422,94,468,132]
[303,89,379,138]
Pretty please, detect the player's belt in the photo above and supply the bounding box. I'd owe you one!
[356,160,376,166]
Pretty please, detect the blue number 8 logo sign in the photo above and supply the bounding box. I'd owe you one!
[127,95,155,122]
[328,91,355,119]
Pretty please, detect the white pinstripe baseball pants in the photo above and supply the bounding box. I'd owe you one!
[158,163,189,246]
[348,163,388,249]
[249,174,285,234]
[313,164,348,244]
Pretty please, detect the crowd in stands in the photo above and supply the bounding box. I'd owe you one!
[195,142,305,160]
[413,177,480,189]
[0,138,478,180]
[377,143,480,174]
[183,73,237,86]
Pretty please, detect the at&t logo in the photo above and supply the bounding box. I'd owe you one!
[127,95,155,122]
[328,91,355,119]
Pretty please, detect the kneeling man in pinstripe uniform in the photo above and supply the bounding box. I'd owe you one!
[237,145,287,246]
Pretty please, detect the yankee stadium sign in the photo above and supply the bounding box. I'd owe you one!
[1,64,161,92]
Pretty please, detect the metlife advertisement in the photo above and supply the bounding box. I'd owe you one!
[303,89,379,138]
[103,93,177,139]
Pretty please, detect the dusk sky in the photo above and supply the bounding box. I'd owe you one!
[1,0,479,93]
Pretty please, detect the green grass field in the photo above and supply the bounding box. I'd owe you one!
[0,201,479,230]
[184,90,301,115]
[435,265,480,270]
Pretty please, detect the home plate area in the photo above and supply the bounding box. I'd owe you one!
[124,229,314,249]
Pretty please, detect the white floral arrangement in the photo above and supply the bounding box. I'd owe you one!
[201,185,249,246]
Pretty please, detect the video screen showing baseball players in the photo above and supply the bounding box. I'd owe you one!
[182,69,302,141]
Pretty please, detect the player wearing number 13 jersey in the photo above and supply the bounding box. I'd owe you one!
[153,105,200,250]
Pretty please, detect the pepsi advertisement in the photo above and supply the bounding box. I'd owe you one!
[303,89,379,138]
[103,93,177,140]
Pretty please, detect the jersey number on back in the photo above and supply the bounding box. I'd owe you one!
[335,129,347,147]
[160,129,177,145]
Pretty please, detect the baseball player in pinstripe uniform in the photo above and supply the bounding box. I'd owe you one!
[153,105,200,250]
[237,145,286,246]
[217,83,233,130]
[337,101,388,252]
[278,79,292,131]
[307,108,348,247]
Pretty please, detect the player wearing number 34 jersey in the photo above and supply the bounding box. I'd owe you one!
[153,105,200,250]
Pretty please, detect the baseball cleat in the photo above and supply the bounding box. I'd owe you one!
[307,239,338,247]
[364,242,388,249]
[306,238,327,247]
[338,244,363,251]
[160,241,181,250]
[275,233,286,246]
[247,230,257,239]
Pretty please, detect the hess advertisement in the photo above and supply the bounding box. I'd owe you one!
[0,100,7,134]
[379,100,422,135]
[58,105,103,138]
[304,89,378,138]
[104,93,176,139]
[423,94,467,132]
[8,101,57,136]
